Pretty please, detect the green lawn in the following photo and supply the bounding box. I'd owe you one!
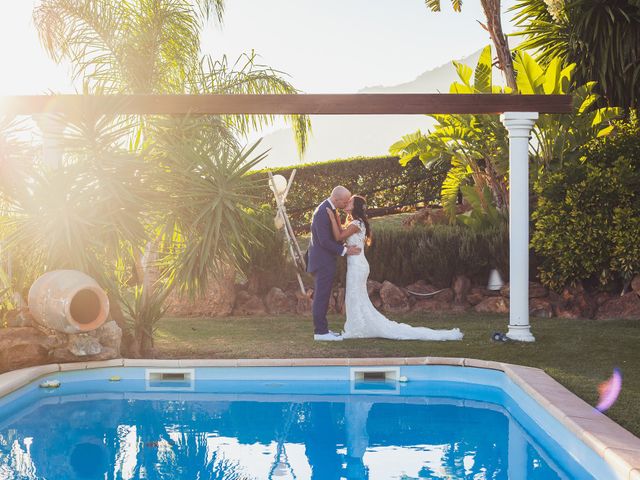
[154,312,640,437]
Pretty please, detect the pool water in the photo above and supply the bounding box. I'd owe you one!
[0,367,615,479]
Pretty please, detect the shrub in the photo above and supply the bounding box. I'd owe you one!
[238,205,295,293]
[253,156,446,230]
[532,119,640,291]
[366,223,507,287]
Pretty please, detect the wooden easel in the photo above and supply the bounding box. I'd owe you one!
[268,170,307,294]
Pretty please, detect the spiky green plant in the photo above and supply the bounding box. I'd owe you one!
[511,0,640,110]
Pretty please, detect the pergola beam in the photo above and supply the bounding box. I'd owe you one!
[0,93,572,116]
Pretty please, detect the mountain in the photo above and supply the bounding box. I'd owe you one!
[255,47,486,168]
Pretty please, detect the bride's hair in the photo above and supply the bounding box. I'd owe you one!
[349,195,371,245]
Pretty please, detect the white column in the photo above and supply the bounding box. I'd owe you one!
[35,114,64,169]
[500,112,538,342]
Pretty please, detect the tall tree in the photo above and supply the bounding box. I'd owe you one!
[33,0,311,154]
[425,0,517,89]
[511,0,640,110]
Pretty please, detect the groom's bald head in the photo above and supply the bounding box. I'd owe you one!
[331,186,351,209]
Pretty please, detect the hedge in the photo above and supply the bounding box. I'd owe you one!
[365,223,508,287]
[244,218,509,290]
[532,119,640,291]
[253,156,446,230]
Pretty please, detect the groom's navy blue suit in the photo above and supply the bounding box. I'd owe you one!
[307,199,346,334]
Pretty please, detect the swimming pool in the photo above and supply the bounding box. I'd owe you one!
[0,358,638,479]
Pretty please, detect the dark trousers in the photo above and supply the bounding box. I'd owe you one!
[312,264,336,334]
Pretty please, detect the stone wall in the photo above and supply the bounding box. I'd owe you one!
[0,312,122,373]
[168,273,640,321]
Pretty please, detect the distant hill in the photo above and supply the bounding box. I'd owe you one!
[255,47,487,168]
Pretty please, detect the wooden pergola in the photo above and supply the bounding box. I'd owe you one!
[1,93,572,342]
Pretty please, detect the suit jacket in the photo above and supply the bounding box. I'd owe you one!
[307,199,344,273]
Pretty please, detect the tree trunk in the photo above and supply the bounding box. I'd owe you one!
[107,291,140,357]
[135,324,155,357]
[481,0,517,90]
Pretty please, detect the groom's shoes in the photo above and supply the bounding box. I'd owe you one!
[314,332,343,341]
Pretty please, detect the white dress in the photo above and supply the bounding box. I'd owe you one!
[342,220,463,341]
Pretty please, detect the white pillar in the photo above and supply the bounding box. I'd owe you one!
[35,114,64,169]
[500,112,538,342]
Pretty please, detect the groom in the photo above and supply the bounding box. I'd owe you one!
[307,186,361,341]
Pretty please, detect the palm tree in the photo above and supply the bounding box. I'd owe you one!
[33,0,311,154]
[511,0,640,111]
[425,0,517,89]
[19,0,312,353]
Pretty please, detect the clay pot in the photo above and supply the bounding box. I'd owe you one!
[28,270,109,334]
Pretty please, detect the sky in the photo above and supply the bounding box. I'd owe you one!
[0,0,519,96]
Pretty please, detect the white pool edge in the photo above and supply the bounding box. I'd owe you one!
[1,357,639,480]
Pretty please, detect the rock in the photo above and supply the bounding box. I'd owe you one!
[466,292,485,306]
[379,281,411,314]
[233,291,266,316]
[406,282,453,302]
[0,327,64,372]
[2,344,49,372]
[452,275,471,304]
[594,291,614,307]
[367,280,383,297]
[558,283,596,319]
[67,334,102,356]
[51,347,120,364]
[265,287,295,315]
[6,309,34,328]
[632,275,640,296]
[529,298,554,318]
[432,288,454,303]
[474,297,509,314]
[596,292,640,320]
[405,280,433,295]
[295,290,313,316]
[529,282,549,299]
[166,265,236,317]
[478,287,501,297]
[371,295,382,309]
[92,320,122,353]
[500,282,548,299]
[412,300,452,312]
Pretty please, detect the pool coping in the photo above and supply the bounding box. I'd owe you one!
[1,357,639,480]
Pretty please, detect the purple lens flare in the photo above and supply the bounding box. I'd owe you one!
[595,368,622,412]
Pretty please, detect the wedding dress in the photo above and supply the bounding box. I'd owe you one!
[342,220,463,341]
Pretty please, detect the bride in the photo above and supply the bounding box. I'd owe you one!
[326,195,463,341]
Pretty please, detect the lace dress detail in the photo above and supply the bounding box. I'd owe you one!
[342,220,463,341]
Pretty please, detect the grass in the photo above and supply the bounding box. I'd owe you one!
[154,312,640,437]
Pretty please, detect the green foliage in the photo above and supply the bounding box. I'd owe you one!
[424,0,463,13]
[238,205,293,293]
[511,0,640,110]
[33,0,310,156]
[149,117,268,296]
[366,222,508,287]
[254,156,445,230]
[391,47,620,223]
[457,185,508,232]
[532,119,640,290]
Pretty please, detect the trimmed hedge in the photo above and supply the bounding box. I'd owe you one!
[366,223,508,287]
[253,156,446,230]
[243,217,509,289]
